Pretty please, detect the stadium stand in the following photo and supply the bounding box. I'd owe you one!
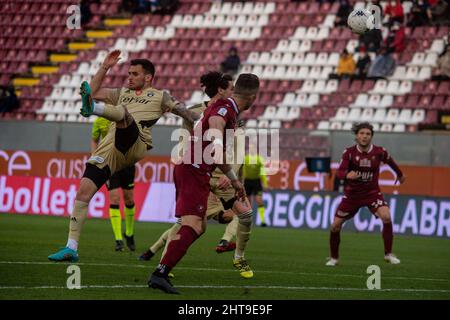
[1,0,449,159]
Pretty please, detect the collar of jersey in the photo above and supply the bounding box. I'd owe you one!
[356,144,373,154]
[227,97,239,114]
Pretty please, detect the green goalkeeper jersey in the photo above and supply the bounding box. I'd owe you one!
[92,117,111,141]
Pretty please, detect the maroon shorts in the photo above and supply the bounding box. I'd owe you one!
[174,164,211,218]
[336,192,388,220]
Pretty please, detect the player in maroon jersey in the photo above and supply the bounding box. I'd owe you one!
[327,122,406,266]
[148,74,260,294]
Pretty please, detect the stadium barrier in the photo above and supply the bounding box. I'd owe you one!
[1,149,450,197]
[1,175,449,238]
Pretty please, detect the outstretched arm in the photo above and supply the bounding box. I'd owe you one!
[90,50,121,104]
[162,91,199,127]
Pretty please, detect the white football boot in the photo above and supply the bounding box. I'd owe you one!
[325,258,339,267]
[384,253,401,264]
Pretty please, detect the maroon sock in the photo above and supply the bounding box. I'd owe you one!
[383,222,393,255]
[160,225,199,269]
[329,231,341,259]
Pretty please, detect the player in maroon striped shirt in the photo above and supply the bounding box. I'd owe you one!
[327,122,406,266]
[148,74,260,294]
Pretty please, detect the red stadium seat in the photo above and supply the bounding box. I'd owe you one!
[430,95,446,110]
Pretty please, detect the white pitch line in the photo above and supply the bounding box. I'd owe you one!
[0,284,450,294]
[0,261,449,283]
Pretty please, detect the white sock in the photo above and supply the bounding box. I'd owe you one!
[66,238,78,251]
[92,102,105,116]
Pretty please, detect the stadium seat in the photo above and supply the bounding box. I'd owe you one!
[385,109,400,123]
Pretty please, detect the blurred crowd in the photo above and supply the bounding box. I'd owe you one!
[333,0,450,80]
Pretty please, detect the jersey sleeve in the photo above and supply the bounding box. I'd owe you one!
[336,149,350,180]
[381,148,403,177]
[103,88,121,106]
[210,104,232,122]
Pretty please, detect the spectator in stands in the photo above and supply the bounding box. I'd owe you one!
[385,22,406,53]
[367,46,397,79]
[220,47,241,76]
[407,0,432,27]
[121,0,138,14]
[431,0,450,25]
[150,0,179,14]
[355,46,372,79]
[435,43,450,80]
[80,0,93,26]
[384,0,405,26]
[335,49,356,78]
[334,0,352,27]
[359,28,383,53]
[0,85,19,113]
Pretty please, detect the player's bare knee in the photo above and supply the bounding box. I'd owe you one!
[123,192,134,206]
[75,178,98,203]
[381,215,392,224]
[109,190,120,205]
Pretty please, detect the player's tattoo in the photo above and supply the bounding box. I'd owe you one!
[172,103,200,127]
[162,91,199,126]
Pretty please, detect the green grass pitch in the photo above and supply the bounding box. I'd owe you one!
[0,213,449,300]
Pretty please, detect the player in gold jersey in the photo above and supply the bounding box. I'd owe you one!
[48,50,197,262]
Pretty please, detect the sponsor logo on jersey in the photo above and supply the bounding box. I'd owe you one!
[217,107,228,117]
[359,158,371,167]
[120,96,151,104]
[88,155,105,164]
[147,91,154,97]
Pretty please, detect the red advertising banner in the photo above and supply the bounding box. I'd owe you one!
[0,175,176,223]
[1,150,450,197]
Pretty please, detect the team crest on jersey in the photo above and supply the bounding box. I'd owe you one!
[355,156,360,161]
[218,107,228,117]
[359,158,371,167]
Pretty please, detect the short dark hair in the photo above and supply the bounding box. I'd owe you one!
[200,71,233,98]
[234,73,259,96]
[352,122,374,136]
[130,59,155,77]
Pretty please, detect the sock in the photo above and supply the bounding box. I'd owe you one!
[160,223,182,259]
[67,239,78,251]
[257,205,266,224]
[330,230,341,259]
[222,215,238,242]
[159,225,199,269]
[124,204,135,237]
[109,205,122,241]
[382,222,393,255]
[67,200,89,251]
[235,210,252,259]
[93,103,125,122]
[150,223,181,255]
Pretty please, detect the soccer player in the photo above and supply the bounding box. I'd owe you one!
[91,116,137,252]
[48,50,197,262]
[140,71,238,263]
[148,73,260,294]
[243,143,269,227]
[326,122,406,267]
